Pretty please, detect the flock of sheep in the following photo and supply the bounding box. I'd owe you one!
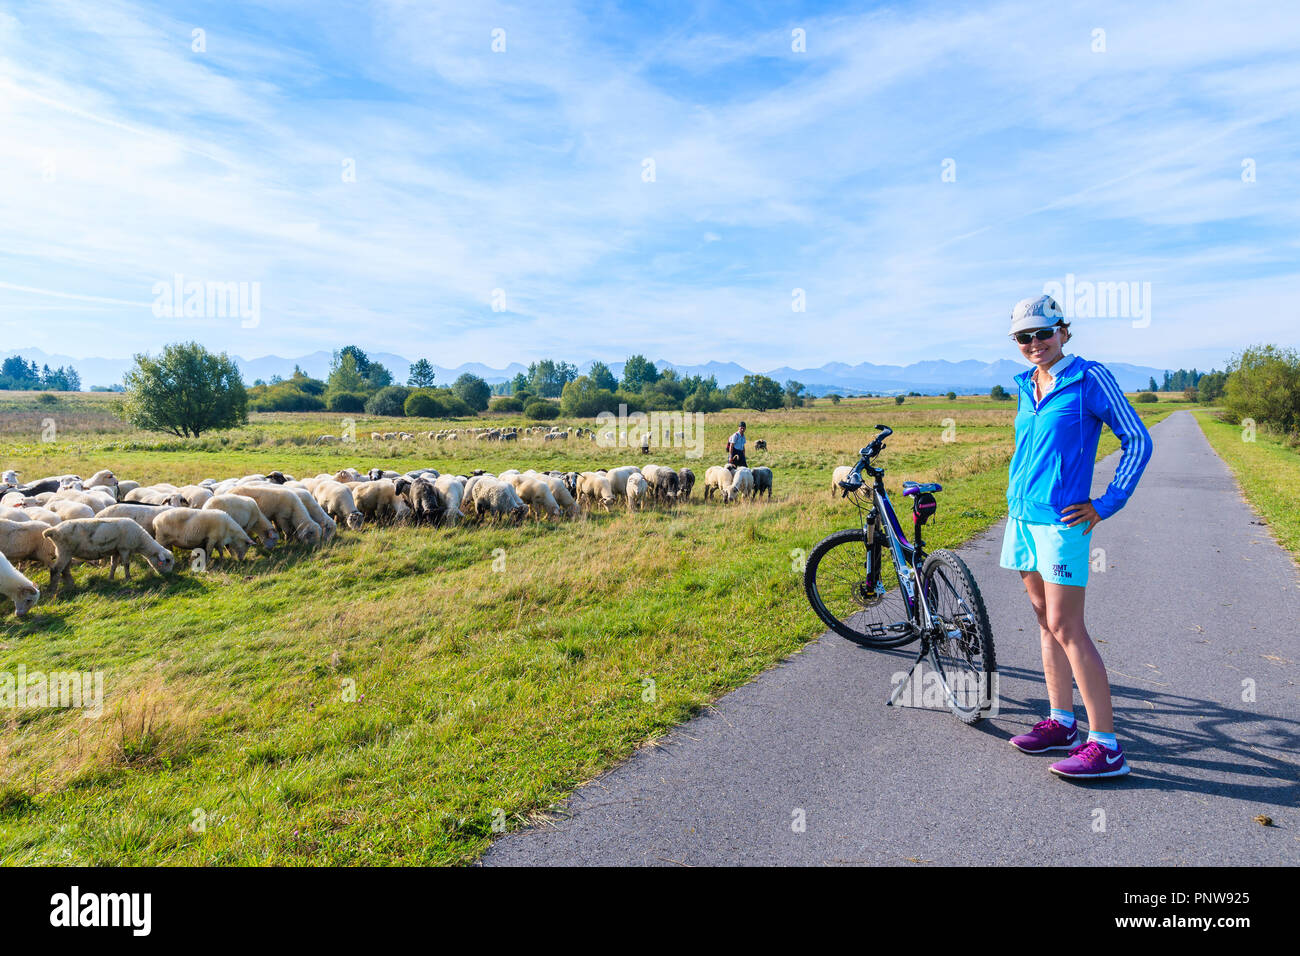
[0,460,774,619]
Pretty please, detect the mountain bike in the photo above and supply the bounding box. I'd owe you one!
[803,425,997,723]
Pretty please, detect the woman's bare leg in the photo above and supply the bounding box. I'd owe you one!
[1021,571,1074,711]
[1041,580,1113,733]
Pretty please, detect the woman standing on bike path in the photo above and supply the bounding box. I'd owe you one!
[1000,294,1153,779]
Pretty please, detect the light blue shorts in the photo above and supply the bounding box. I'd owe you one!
[1000,517,1092,587]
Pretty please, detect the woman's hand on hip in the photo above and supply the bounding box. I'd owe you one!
[1060,501,1101,534]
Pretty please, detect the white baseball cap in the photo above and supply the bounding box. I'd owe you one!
[1009,295,1065,335]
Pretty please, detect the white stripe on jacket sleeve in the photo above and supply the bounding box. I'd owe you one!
[1088,365,1152,515]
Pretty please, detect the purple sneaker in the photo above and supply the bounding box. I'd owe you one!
[1010,718,1078,754]
[1049,741,1130,779]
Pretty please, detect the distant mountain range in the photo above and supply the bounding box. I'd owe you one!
[1,348,1169,395]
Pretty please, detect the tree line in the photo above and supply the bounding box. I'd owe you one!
[0,355,82,391]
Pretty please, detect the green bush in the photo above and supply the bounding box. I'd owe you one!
[1222,344,1300,434]
[404,390,445,418]
[35,393,58,406]
[1135,391,1158,403]
[249,384,326,412]
[489,395,524,413]
[894,395,905,405]
[946,391,957,401]
[365,385,412,417]
[524,401,560,420]
[327,391,366,413]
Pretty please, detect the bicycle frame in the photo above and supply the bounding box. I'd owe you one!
[855,462,938,635]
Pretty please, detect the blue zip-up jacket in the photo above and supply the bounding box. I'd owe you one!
[1007,356,1153,524]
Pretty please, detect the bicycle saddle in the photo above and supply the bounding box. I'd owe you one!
[902,480,942,496]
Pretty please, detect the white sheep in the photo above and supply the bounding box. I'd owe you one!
[703,465,733,501]
[625,473,649,513]
[724,466,755,502]
[153,508,255,561]
[202,494,278,548]
[831,465,854,499]
[310,480,365,531]
[514,476,563,519]
[46,499,96,522]
[43,517,175,590]
[179,485,214,508]
[433,475,465,526]
[577,472,616,512]
[0,550,39,617]
[229,485,321,546]
[95,503,173,538]
[287,487,337,541]
[0,518,60,585]
[606,466,642,499]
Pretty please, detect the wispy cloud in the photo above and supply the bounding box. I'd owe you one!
[0,0,1296,374]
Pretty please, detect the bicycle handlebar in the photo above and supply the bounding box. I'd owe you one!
[840,425,893,494]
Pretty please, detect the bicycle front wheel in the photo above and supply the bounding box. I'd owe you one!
[920,549,997,724]
[804,528,917,649]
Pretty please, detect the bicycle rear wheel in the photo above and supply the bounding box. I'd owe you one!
[920,549,997,724]
[804,528,917,649]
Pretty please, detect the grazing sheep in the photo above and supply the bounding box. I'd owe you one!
[333,468,364,483]
[153,508,255,562]
[46,499,96,522]
[540,475,578,516]
[606,466,642,500]
[97,502,174,537]
[178,485,214,508]
[0,551,39,618]
[724,466,755,502]
[432,475,465,526]
[286,488,337,541]
[43,517,175,590]
[625,473,649,512]
[469,478,528,522]
[577,472,616,512]
[229,485,322,546]
[351,479,404,525]
[754,439,767,451]
[752,467,773,499]
[831,465,853,498]
[310,480,365,531]
[406,477,445,526]
[703,465,734,501]
[203,494,279,548]
[514,476,562,519]
[0,518,60,584]
[125,487,186,507]
[116,479,140,499]
[677,468,696,501]
[86,469,119,496]
[642,464,680,504]
[52,488,116,513]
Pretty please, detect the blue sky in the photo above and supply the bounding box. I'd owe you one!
[1,0,1297,372]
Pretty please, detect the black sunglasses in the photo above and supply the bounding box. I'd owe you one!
[1012,327,1059,345]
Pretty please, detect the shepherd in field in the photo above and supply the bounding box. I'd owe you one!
[726,421,747,467]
